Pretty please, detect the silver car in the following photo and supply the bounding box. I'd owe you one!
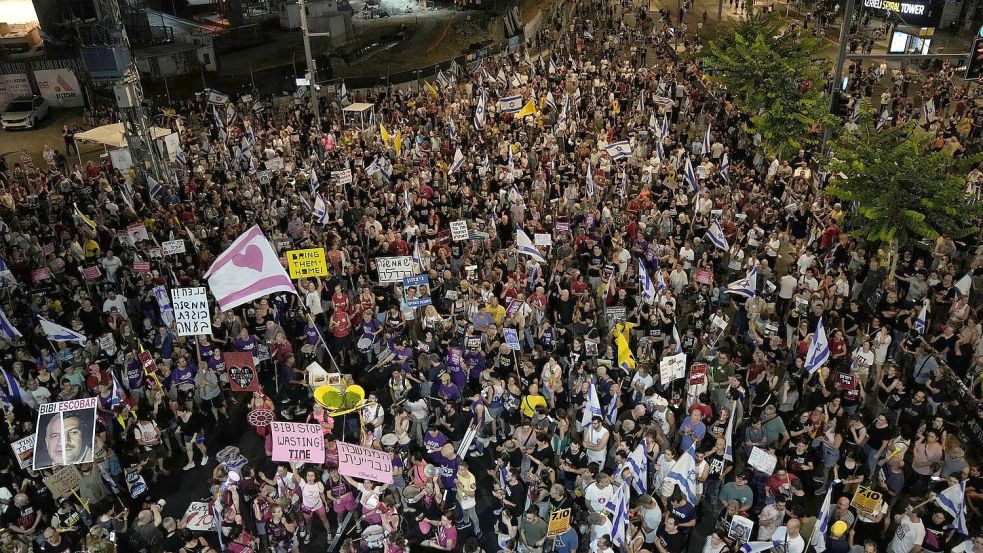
[1,95,49,130]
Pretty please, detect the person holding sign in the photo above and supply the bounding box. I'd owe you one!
[38,409,95,468]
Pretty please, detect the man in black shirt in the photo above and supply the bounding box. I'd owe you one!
[897,389,929,440]
[559,441,588,489]
[655,515,687,553]
[39,526,79,553]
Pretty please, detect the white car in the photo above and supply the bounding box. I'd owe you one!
[1,95,49,130]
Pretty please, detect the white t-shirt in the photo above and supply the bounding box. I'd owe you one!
[771,527,805,553]
[584,426,609,464]
[584,482,615,515]
[888,515,925,553]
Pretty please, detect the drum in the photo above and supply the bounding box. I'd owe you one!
[357,337,373,353]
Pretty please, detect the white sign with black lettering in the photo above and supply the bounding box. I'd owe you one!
[266,157,283,173]
[534,233,553,246]
[333,169,353,185]
[376,256,414,284]
[162,239,186,256]
[450,220,469,242]
[171,287,212,336]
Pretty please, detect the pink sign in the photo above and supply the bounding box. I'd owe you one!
[31,268,52,283]
[270,422,324,464]
[133,261,151,273]
[337,441,393,483]
[695,268,713,286]
[81,266,102,280]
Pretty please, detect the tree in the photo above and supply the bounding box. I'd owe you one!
[825,101,983,277]
[703,14,833,159]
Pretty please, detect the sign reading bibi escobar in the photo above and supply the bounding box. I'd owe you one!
[33,398,98,471]
[271,422,324,463]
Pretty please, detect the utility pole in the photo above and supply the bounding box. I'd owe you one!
[821,0,855,153]
[297,0,332,117]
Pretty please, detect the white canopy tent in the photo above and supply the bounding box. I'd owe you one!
[74,123,172,148]
[341,103,375,130]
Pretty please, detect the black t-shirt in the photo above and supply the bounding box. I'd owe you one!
[560,448,588,479]
[706,452,725,482]
[2,503,38,531]
[40,532,79,553]
[657,528,687,552]
[866,424,894,452]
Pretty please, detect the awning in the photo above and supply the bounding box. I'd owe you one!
[74,123,172,148]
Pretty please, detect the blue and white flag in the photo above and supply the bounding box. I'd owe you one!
[665,443,699,505]
[638,260,656,303]
[0,306,22,341]
[580,377,602,428]
[915,302,928,335]
[876,109,891,132]
[1,370,29,404]
[412,239,427,272]
[740,540,782,553]
[720,153,730,182]
[649,113,660,136]
[611,483,629,546]
[804,316,830,374]
[725,266,757,298]
[109,372,124,409]
[449,148,465,174]
[954,272,972,298]
[662,115,670,138]
[545,91,556,110]
[498,95,523,114]
[655,135,664,161]
[147,174,163,200]
[604,396,617,426]
[38,316,88,345]
[684,155,699,192]
[812,488,833,553]
[671,324,682,354]
[723,402,735,462]
[604,141,632,161]
[516,228,547,264]
[620,172,627,197]
[586,162,596,197]
[625,439,648,494]
[378,158,392,182]
[153,285,175,328]
[706,220,729,251]
[702,125,711,156]
[656,267,667,292]
[312,194,328,224]
[473,90,487,130]
[936,480,968,535]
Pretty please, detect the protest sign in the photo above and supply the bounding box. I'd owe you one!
[659,352,687,385]
[33,398,98,470]
[337,441,394,483]
[695,268,713,286]
[266,157,283,173]
[333,169,353,185]
[10,436,35,469]
[604,306,627,326]
[162,239,186,256]
[376,256,414,284]
[851,487,883,519]
[225,352,261,392]
[126,223,150,246]
[182,502,216,531]
[534,233,552,246]
[81,266,102,280]
[402,275,432,308]
[503,328,521,351]
[286,248,329,279]
[32,268,52,283]
[748,446,777,475]
[728,515,754,542]
[43,465,82,498]
[271,422,325,463]
[450,220,469,241]
[133,261,151,273]
[547,508,572,538]
[171,287,211,336]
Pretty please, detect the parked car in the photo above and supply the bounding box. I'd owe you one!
[1,95,49,130]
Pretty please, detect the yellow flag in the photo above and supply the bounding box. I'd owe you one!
[516,100,537,119]
[74,204,96,232]
[615,329,636,371]
[380,124,391,144]
[394,131,403,154]
[613,99,621,114]
[424,81,439,98]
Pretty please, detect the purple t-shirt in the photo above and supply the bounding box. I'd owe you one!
[428,452,461,490]
[170,363,197,387]
[235,335,257,354]
[423,430,448,452]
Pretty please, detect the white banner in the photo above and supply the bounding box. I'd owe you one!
[163,133,182,161]
[333,169,353,185]
[659,352,687,385]
[450,220,469,242]
[171,287,211,336]
[0,74,32,108]
[376,256,414,284]
[34,68,84,108]
[162,239,186,256]
[182,501,216,531]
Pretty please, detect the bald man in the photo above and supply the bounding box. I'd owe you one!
[771,518,805,553]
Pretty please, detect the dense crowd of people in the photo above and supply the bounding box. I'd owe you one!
[1,0,983,552]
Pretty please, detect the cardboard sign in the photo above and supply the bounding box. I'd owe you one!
[43,465,82,498]
[139,350,158,375]
[133,261,151,273]
[33,398,98,470]
[42,243,55,256]
[225,352,261,392]
[748,446,777,476]
[98,333,117,356]
[728,514,754,542]
[162,239,186,256]
[659,352,687,384]
[257,170,272,185]
[836,372,857,389]
[337,441,394,483]
[271,422,325,463]
[333,169,353,185]
[10,436,35,470]
[506,298,524,316]
[171,287,211,336]
[547,508,572,538]
[450,220,469,242]
[376,256,414,284]
[695,268,713,286]
[81,266,102,280]
[851,486,883,518]
[534,233,553,246]
[287,248,329,279]
[402,274,432,308]
[182,502,216,532]
[503,328,521,351]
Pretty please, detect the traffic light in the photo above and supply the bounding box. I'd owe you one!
[967,31,983,80]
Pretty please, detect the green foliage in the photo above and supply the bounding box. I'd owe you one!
[704,13,832,159]
[825,100,983,250]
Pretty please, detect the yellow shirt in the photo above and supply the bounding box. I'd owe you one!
[483,304,506,326]
[83,239,100,259]
[521,394,547,418]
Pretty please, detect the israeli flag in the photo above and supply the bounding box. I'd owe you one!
[545,91,556,110]
[109,372,124,409]
[604,141,632,161]
[312,194,328,224]
[740,541,782,553]
[725,266,758,298]
[611,483,629,546]
[39,316,88,345]
[656,135,664,161]
[147,174,164,200]
[665,443,699,505]
[580,377,602,428]
[586,162,596,197]
[915,302,928,335]
[474,91,487,130]
[153,285,175,328]
[649,113,660,136]
[557,96,568,126]
[662,115,670,138]
[804,316,831,374]
[0,306,22,341]
[637,90,645,113]
[639,260,656,303]
[672,324,682,354]
[703,125,711,155]
[378,157,392,182]
[449,148,465,174]
[413,239,427,272]
[720,153,730,182]
[1,369,29,404]
[604,396,618,425]
[954,272,972,298]
[684,155,699,192]
[936,480,968,535]
[723,403,735,461]
[516,228,547,264]
[499,95,523,114]
[656,267,666,292]
[876,109,891,132]
[812,488,833,553]
[706,220,729,251]
[447,118,458,142]
[620,172,627,197]
[625,439,648,494]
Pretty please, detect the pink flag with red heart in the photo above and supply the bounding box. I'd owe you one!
[205,225,296,311]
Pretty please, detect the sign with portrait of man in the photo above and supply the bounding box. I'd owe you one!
[32,398,98,471]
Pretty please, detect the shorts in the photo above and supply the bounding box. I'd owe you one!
[302,503,326,520]
[183,433,205,444]
[333,493,357,514]
[255,521,267,536]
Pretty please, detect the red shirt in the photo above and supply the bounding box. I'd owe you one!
[330,311,351,338]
